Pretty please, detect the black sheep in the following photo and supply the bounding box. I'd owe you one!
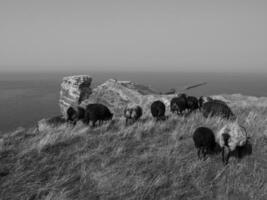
[84,103,113,127]
[150,100,166,120]
[198,96,213,108]
[187,96,199,112]
[212,99,227,105]
[66,106,85,125]
[202,101,236,120]
[170,94,188,115]
[124,104,143,125]
[193,127,216,159]
[67,106,77,124]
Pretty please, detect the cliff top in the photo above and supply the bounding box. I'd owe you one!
[0,76,267,200]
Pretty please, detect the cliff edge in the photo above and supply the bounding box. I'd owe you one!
[0,75,267,200]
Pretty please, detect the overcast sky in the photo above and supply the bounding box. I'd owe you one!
[0,0,267,73]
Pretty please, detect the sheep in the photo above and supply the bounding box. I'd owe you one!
[216,122,249,164]
[84,103,113,127]
[66,106,76,124]
[66,106,85,125]
[193,127,216,160]
[201,101,236,120]
[198,96,213,108]
[170,93,188,115]
[151,100,166,120]
[198,96,228,109]
[187,96,199,112]
[124,104,143,125]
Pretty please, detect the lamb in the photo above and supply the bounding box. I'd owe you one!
[151,100,166,120]
[216,122,249,164]
[124,104,143,125]
[193,127,216,160]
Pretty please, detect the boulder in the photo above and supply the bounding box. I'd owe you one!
[59,75,92,118]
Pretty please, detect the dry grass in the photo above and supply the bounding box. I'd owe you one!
[0,105,266,200]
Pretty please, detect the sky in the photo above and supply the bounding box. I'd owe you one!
[0,0,267,73]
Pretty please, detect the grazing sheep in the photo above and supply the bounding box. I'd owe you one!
[170,93,188,115]
[193,127,216,160]
[198,96,213,108]
[202,101,236,120]
[216,122,249,164]
[84,103,113,127]
[66,106,85,125]
[187,96,199,112]
[212,99,228,105]
[151,100,166,120]
[124,104,143,125]
[67,106,76,124]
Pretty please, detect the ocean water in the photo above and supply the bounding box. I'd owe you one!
[0,71,267,132]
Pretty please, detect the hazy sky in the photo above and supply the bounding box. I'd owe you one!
[0,0,267,73]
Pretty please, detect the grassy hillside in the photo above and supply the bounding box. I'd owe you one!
[0,104,266,200]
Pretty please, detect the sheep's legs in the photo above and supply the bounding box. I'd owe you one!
[237,147,242,159]
[91,120,96,128]
[202,148,207,160]
[197,149,201,159]
[222,146,230,165]
[197,148,207,160]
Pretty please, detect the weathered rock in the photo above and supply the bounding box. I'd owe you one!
[59,75,92,118]
[80,79,176,117]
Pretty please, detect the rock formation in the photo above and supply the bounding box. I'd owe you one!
[59,75,92,118]
[80,78,176,117]
[59,75,267,119]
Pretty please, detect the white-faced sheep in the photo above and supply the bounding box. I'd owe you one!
[193,127,216,160]
[124,104,143,125]
[216,122,249,164]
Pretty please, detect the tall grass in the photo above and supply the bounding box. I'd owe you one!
[0,105,266,200]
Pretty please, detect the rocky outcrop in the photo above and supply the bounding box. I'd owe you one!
[59,75,267,119]
[80,79,176,117]
[59,75,92,118]
[58,75,176,118]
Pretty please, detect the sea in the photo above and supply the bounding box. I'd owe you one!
[0,71,267,132]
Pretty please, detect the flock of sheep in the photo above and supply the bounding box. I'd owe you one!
[67,93,250,165]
